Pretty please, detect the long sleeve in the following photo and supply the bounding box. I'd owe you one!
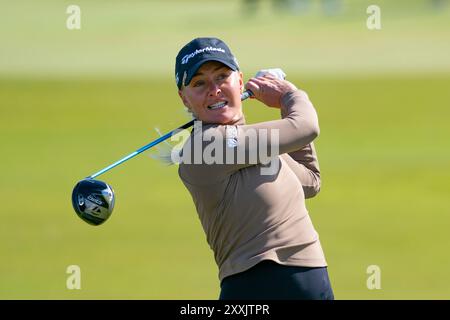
[278,90,321,198]
[280,142,321,199]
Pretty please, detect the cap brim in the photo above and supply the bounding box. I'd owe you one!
[184,58,239,88]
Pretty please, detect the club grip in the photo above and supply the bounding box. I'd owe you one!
[240,90,254,101]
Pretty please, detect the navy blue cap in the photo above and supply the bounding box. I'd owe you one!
[175,37,239,89]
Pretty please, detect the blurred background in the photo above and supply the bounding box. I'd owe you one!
[1,0,449,299]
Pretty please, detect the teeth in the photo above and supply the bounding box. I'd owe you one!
[208,101,227,110]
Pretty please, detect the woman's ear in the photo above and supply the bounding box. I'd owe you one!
[239,71,244,93]
[178,90,191,110]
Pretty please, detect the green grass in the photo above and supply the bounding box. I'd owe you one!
[1,74,449,299]
[1,0,449,76]
[1,0,450,300]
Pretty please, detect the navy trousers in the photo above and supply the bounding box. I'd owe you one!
[219,260,334,300]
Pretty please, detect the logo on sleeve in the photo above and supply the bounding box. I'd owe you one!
[225,126,238,148]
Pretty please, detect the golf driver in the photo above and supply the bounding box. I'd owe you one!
[71,68,286,226]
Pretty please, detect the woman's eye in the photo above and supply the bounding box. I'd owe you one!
[217,73,230,80]
[193,81,204,87]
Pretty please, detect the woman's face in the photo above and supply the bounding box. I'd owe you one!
[178,61,244,125]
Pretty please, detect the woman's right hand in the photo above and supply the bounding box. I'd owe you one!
[244,74,298,109]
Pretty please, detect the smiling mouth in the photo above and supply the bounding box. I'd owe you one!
[207,101,228,110]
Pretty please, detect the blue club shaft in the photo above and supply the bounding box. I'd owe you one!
[89,120,194,179]
[88,90,253,179]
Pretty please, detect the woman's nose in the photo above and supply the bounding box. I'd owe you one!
[208,82,221,96]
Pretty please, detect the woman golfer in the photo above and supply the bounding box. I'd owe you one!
[175,37,334,300]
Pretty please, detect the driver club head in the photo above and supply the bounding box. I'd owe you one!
[71,179,115,226]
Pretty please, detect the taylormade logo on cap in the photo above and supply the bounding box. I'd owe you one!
[181,47,226,64]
